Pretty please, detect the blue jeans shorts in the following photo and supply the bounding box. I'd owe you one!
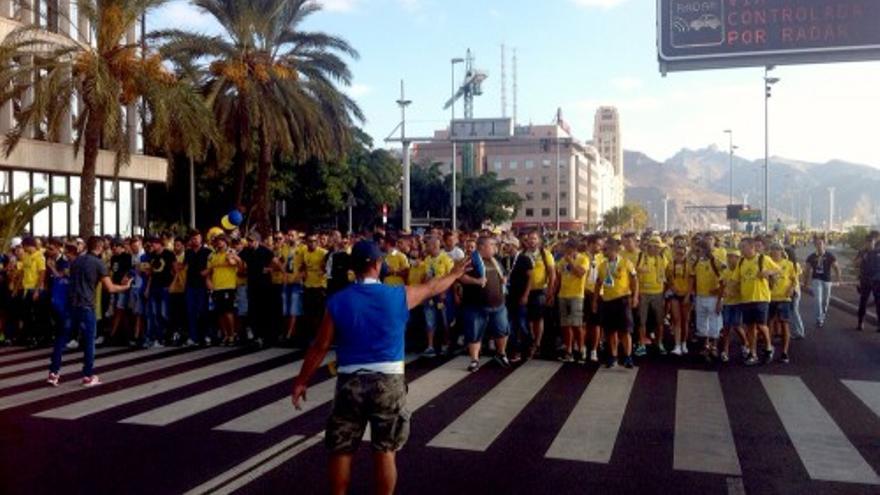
[722,304,743,328]
[462,305,510,344]
[741,302,770,326]
[282,284,304,317]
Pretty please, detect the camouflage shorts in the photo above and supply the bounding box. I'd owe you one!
[325,373,410,453]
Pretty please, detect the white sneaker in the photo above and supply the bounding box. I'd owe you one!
[671,345,683,356]
[681,343,689,354]
[66,340,79,350]
[82,375,101,387]
[246,329,255,341]
[741,347,750,359]
[94,336,104,346]
[46,373,60,387]
[184,338,197,347]
[151,341,165,349]
[589,350,598,362]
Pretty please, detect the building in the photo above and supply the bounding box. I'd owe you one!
[412,123,621,230]
[0,2,166,237]
[592,106,625,207]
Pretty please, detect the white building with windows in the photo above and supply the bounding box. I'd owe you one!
[0,1,166,237]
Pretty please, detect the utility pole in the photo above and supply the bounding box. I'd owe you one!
[764,66,780,232]
[189,157,196,229]
[450,57,464,231]
[556,109,562,232]
[828,187,835,232]
[663,195,669,232]
[396,81,412,233]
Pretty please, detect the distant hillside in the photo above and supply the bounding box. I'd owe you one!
[624,147,880,231]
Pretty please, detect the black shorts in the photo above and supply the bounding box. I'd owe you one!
[741,302,770,326]
[600,297,633,333]
[527,290,547,322]
[212,289,236,313]
[769,301,792,322]
[583,294,600,326]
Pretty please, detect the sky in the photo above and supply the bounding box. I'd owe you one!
[150,0,880,168]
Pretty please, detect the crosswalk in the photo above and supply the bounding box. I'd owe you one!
[1,345,879,492]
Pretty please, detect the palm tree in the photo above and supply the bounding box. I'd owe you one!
[0,0,217,237]
[0,190,70,250]
[156,0,363,232]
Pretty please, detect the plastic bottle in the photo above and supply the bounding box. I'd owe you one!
[472,249,486,278]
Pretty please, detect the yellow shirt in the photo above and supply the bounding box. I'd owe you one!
[721,268,740,305]
[733,254,780,303]
[636,254,667,295]
[529,248,555,290]
[272,245,292,285]
[384,250,410,287]
[712,246,728,264]
[209,251,238,291]
[621,248,641,267]
[303,247,328,288]
[558,253,589,299]
[692,258,723,297]
[667,259,691,296]
[21,251,45,290]
[596,257,636,301]
[408,260,427,286]
[584,252,604,295]
[169,253,187,294]
[770,259,797,302]
[425,252,454,280]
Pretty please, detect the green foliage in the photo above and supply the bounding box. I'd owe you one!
[458,173,521,230]
[410,161,451,220]
[602,203,649,232]
[0,191,70,249]
[844,225,871,251]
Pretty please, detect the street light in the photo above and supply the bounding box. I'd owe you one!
[764,66,780,232]
[450,57,464,231]
[723,129,737,205]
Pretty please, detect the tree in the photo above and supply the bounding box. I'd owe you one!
[458,173,521,230]
[157,0,363,233]
[410,161,451,221]
[602,203,649,232]
[0,190,70,249]
[0,0,217,237]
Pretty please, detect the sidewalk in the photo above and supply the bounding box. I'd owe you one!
[802,246,878,327]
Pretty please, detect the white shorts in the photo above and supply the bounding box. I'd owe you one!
[694,296,723,339]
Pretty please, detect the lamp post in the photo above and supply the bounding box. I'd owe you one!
[764,66,780,232]
[396,81,412,233]
[450,57,464,231]
[723,129,737,205]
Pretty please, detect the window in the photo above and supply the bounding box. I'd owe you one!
[541,192,550,201]
[525,192,534,201]
[119,180,132,236]
[526,176,534,185]
[69,176,80,235]
[525,208,534,217]
[493,161,503,172]
[542,159,551,168]
[560,191,568,200]
[509,161,519,170]
[541,176,549,185]
[560,174,568,184]
[541,208,551,217]
[51,175,68,237]
[525,160,535,169]
[559,208,568,217]
[103,179,118,236]
[0,170,9,204]
[32,173,49,236]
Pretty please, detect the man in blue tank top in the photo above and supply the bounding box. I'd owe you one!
[292,240,467,495]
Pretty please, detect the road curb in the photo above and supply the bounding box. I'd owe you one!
[829,296,878,326]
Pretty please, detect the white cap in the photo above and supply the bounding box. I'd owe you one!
[10,237,22,248]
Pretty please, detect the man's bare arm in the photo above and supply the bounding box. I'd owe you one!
[405,259,469,310]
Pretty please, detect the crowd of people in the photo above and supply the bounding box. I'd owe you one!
[1,224,879,385]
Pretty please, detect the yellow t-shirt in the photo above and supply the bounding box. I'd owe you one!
[712,246,728,264]
[636,254,667,295]
[621,248,641,267]
[558,253,589,299]
[408,260,427,286]
[208,251,238,291]
[21,251,45,290]
[303,247,328,288]
[169,253,187,294]
[272,245,291,285]
[666,259,691,296]
[596,257,636,301]
[384,250,410,287]
[529,248,555,290]
[733,254,780,303]
[425,252,454,280]
[692,258,723,297]
[770,259,797,302]
[721,268,740,305]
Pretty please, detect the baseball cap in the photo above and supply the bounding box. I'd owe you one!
[10,237,22,249]
[351,240,384,272]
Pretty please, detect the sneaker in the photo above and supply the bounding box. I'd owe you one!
[817,319,825,328]
[94,336,104,346]
[558,353,575,363]
[589,350,598,363]
[82,375,101,387]
[204,336,212,346]
[467,360,480,373]
[681,342,689,354]
[779,352,790,364]
[509,353,522,364]
[457,335,465,347]
[657,343,667,356]
[421,347,437,358]
[494,354,511,369]
[623,356,634,369]
[634,344,647,357]
[744,354,759,366]
[46,373,60,387]
[66,339,79,350]
[578,350,587,363]
[606,358,617,369]
[440,345,450,356]
[740,347,751,359]
[720,352,730,363]
[151,341,165,349]
[182,338,196,347]
[764,347,774,363]
[671,345,683,356]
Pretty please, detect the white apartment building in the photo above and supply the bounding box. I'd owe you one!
[0,1,166,237]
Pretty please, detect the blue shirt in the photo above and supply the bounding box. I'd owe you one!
[327,283,409,370]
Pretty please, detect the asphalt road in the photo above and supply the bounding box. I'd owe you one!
[1,294,879,495]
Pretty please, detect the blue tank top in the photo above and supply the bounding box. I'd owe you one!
[327,283,409,368]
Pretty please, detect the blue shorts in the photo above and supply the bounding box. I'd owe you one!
[462,305,510,344]
[236,286,248,316]
[113,292,130,311]
[423,302,445,332]
[722,305,743,328]
[129,289,145,316]
[527,290,547,322]
[769,301,792,322]
[282,284,304,317]
[741,302,770,326]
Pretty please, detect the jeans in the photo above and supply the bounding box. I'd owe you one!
[506,301,529,354]
[461,305,510,344]
[857,282,880,327]
[790,290,805,338]
[185,287,208,342]
[146,288,170,343]
[811,279,833,324]
[50,306,97,377]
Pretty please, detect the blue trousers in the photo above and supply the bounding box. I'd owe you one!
[185,287,208,341]
[50,306,97,377]
[146,288,170,342]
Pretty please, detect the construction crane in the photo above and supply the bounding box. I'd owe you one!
[443,49,487,177]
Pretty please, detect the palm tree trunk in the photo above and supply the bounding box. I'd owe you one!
[251,132,273,234]
[79,115,103,238]
[232,149,247,208]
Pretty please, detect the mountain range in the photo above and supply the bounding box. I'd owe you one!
[623,147,880,231]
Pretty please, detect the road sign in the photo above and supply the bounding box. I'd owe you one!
[657,0,880,72]
[727,204,744,221]
[738,208,762,223]
[450,118,512,142]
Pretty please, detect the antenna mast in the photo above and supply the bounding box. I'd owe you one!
[501,44,507,118]
[512,48,518,128]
